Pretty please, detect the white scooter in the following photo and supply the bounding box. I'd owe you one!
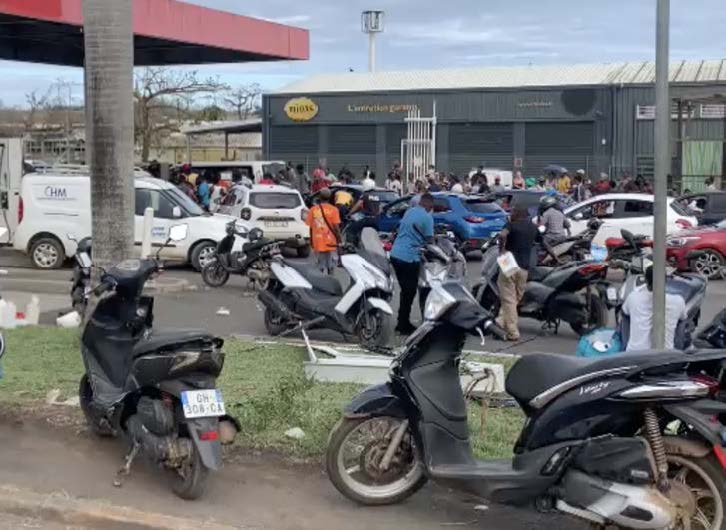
[258,228,394,349]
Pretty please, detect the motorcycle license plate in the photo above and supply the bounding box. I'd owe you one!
[264,221,289,228]
[181,390,226,419]
[606,287,618,302]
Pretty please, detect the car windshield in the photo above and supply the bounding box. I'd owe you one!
[671,199,693,217]
[465,200,504,214]
[263,163,286,176]
[165,186,204,216]
[250,192,301,209]
[372,190,399,203]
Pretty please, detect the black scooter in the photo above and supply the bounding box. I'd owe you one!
[201,220,279,289]
[474,237,614,336]
[80,225,238,500]
[326,280,726,529]
[68,234,93,316]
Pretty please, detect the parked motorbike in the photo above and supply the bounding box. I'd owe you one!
[418,229,467,315]
[326,279,726,529]
[611,229,708,351]
[258,227,394,349]
[201,220,280,289]
[68,234,93,315]
[539,218,603,266]
[79,224,238,500]
[474,236,613,336]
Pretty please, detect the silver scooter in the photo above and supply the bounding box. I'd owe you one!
[258,227,394,349]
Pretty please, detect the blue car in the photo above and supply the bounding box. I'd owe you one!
[378,193,507,249]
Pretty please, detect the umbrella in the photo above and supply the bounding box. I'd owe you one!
[543,164,568,175]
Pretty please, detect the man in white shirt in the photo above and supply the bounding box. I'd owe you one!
[622,267,687,351]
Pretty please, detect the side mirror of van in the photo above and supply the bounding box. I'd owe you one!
[172,206,182,219]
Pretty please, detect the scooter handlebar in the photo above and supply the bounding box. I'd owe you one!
[92,278,116,297]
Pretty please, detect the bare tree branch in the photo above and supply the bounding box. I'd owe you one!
[221,84,262,120]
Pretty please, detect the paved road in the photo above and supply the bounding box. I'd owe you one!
[0,415,576,530]
[2,246,725,356]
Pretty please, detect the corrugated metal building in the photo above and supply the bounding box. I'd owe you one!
[263,60,726,187]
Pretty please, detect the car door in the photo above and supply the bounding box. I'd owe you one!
[566,198,617,245]
[706,194,726,225]
[612,199,654,241]
[432,197,456,233]
[378,197,411,234]
[134,188,177,258]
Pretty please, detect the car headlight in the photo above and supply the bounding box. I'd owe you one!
[424,283,457,321]
[668,236,701,248]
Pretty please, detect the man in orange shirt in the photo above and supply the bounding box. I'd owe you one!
[305,188,342,274]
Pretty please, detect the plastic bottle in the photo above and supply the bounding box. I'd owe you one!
[25,295,40,326]
[0,300,7,328]
[3,301,16,329]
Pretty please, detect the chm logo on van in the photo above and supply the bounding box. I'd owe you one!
[44,186,68,199]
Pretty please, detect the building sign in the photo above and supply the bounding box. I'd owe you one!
[284,97,319,122]
[347,103,419,113]
[516,101,552,109]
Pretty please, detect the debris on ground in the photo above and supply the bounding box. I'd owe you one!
[284,427,305,440]
[216,307,231,316]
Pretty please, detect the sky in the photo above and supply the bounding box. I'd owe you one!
[1,0,725,107]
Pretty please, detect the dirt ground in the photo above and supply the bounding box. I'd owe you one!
[0,406,578,530]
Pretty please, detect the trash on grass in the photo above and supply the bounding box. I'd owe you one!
[285,427,306,440]
[57,311,81,328]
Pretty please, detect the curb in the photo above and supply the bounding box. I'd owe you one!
[144,278,194,294]
[0,485,240,530]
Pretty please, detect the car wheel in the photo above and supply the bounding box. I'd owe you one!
[691,249,725,279]
[297,244,311,259]
[190,241,217,271]
[30,237,64,269]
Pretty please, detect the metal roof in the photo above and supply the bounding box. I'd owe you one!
[275,60,726,95]
[181,119,263,136]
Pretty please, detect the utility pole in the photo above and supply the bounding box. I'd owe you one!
[652,0,670,349]
[82,0,135,270]
[361,10,384,73]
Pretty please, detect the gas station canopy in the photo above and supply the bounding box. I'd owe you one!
[0,0,309,66]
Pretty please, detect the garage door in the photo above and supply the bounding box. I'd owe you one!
[448,123,513,175]
[524,122,594,175]
[325,125,377,176]
[268,125,319,167]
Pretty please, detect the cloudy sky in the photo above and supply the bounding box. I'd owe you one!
[1,0,725,106]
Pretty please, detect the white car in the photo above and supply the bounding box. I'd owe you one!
[14,173,244,270]
[564,193,698,246]
[216,184,311,257]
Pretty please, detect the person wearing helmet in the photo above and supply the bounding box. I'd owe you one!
[306,187,342,274]
[348,173,381,247]
[538,195,570,246]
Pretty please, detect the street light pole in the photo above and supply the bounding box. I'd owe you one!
[361,11,384,73]
[652,0,670,349]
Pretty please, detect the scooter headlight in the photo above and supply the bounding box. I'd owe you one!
[424,283,457,321]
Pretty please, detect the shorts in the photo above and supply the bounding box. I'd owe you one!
[316,251,336,273]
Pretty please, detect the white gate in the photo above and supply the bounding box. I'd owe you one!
[400,102,436,192]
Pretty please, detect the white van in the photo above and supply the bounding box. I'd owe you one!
[14,173,243,270]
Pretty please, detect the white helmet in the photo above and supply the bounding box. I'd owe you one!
[362,177,376,192]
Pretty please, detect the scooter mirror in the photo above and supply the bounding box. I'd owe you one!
[168,224,189,242]
[78,252,92,269]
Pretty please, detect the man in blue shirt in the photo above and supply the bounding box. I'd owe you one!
[390,193,435,334]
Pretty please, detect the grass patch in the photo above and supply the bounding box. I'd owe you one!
[0,328,523,459]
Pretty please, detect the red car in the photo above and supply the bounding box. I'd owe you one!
[667,219,726,278]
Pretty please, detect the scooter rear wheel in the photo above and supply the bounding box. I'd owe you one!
[356,308,393,350]
[78,375,114,438]
[170,444,209,500]
[201,262,230,288]
[326,416,427,506]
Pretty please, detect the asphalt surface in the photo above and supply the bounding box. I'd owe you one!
[1,246,725,356]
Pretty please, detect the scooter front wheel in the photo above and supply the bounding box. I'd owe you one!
[78,375,114,438]
[201,261,230,288]
[356,308,393,350]
[325,416,427,506]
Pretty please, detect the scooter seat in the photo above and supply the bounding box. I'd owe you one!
[133,329,214,356]
[527,267,553,282]
[285,262,343,296]
[505,351,687,408]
